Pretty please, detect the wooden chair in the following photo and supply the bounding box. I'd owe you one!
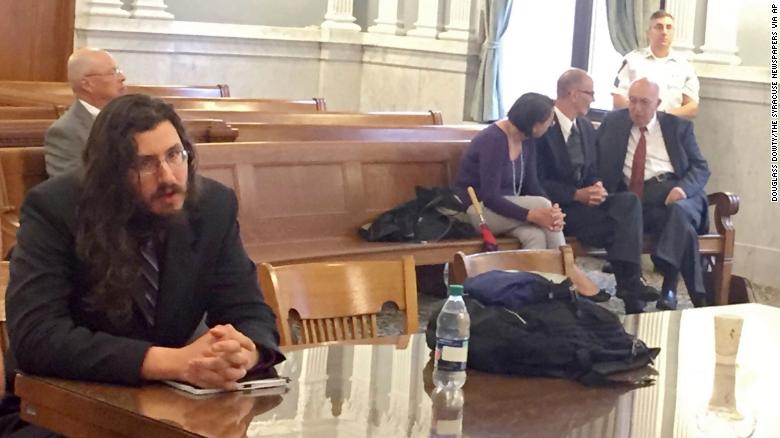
[0,261,8,355]
[0,261,9,394]
[258,256,419,346]
[450,245,576,285]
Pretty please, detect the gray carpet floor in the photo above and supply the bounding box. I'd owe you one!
[378,256,780,336]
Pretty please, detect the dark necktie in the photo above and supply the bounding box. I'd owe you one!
[566,123,584,183]
[629,127,648,198]
[138,238,160,327]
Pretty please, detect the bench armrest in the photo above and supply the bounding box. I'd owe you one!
[707,192,739,236]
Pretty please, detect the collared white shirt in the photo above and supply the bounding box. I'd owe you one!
[553,106,576,142]
[612,47,700,112]
[78,99,101,118]
[623,114,675,185]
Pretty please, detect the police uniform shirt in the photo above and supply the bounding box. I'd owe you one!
[612,47,700,113]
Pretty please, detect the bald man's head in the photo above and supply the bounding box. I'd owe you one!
[628,78,661,127]
[555,68,594,119]
[67,48,126,109]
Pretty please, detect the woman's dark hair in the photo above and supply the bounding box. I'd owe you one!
[506,92,554,137]
[76,94,198,325]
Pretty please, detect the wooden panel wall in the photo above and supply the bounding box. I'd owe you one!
[0,0,75,81]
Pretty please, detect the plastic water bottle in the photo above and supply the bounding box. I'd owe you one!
[433,284,470,389]
[430,386,464,437]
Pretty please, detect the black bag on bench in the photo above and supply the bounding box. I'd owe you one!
[359,186,476,243]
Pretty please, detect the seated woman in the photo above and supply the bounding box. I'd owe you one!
[454,92,608,301]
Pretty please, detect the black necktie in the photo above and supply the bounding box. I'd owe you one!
[567,123,584,182]
[138,238,160,327]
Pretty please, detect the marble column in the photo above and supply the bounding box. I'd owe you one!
[321,0,362,31]
[83,0,130,18]
[407,0,441,38]
[694,0,741,65]
[368,0,404,35]
[129,0,174,19]
[666,0,696,58]
[438,0,472,41]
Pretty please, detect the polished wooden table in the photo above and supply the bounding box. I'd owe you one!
[15,304,780,437]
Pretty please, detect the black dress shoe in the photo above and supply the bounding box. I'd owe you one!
[690,293,708,308]
[623,298,646,314]
[655,290,677,310]
[581,289,611,303]
[616,276,661,302]
[601,262,614,274]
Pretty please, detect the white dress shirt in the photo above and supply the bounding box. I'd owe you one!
[78,99,100,118]
[622,115,675,186]
[553,106,575,142]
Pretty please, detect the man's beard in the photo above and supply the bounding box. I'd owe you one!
[130,182,189,232]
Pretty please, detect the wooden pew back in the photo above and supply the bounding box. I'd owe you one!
[0,119,238,147]
[0,107,61,121]
[176,110,444,125]
[196,140,466,247]
[234,123,482,142]
[0,81,229,98]
[164,97,326,112]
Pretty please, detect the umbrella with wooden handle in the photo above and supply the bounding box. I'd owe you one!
[467,186,499,252]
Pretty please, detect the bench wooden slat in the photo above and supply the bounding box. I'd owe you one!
[176,110,444,125]
[0,81,229,99]
[233,123,481,142]
[163,97,325,112]
[0,119,237,147]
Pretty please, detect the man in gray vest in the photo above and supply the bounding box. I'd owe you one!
[44,48,127,176]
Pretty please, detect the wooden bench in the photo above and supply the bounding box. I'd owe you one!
[0,106,62,120]
[163,97,326,112]
[0,141,739,305]
[233,123,482,142]
[0,119,238,147]
[176,110,444,125]
[0,81,229,100]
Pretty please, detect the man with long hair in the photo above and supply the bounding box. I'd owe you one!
[1,94,282,435]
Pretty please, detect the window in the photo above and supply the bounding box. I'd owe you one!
[499,1,576,106]
[499,1,623,113]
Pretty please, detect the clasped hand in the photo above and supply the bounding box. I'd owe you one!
[528,203,566,231]
[574,181,608,206]
[180,324,260,390]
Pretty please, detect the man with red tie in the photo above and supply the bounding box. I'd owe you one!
[596,78,711,311]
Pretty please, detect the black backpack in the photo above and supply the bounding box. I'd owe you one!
[426,291,659,386]
[359,186,476,242]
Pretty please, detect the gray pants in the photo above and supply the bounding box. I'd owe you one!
[467,196,565,249]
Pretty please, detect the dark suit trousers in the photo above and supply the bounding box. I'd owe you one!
[643,194,707,295]
[563,192,643,266]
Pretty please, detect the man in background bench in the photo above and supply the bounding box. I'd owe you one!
[537,69,659,314]
[44,48,126,176]
[597,78,710,311]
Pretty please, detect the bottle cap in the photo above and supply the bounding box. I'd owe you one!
[448,284,464,296]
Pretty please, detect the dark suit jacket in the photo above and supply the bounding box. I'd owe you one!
[537,114,599,205]
[43,100,94,177]
[4,173,282,390]
[596,109,709,198]
[596,109,710,230]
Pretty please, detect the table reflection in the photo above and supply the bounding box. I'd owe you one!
[241,304,779,438]
[21,304,780,437]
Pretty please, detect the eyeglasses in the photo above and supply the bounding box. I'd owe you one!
[84,68,123,78]
[135,148,188,176]
[578,89,595,98]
